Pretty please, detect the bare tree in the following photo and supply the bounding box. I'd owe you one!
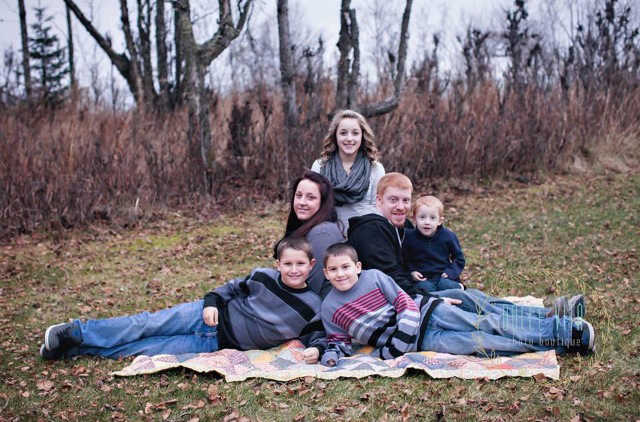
[63,0,150,105]
[65,3,75,90]
[174,0,253,193]
[64,0,253,193]
[17,0,31,98]
[155,0,170,108]
[335,0,413,117]
[277,0,298,127]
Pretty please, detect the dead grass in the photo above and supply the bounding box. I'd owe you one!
[1,170,639,421]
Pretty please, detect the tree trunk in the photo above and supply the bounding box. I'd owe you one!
[173,4,183,103]
[277,0,298,190]
[136,0,155,104]
[336,0,357,110]
[155,0,170,108]
[174,0,253,194]
[119,0,145,106]
[335,0,413,118]
[277,0,298,127]
[66,3,75,90]
[18,0,31,98]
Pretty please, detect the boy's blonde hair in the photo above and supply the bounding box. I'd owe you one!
[323,242,359,267]
[412,195,444,218]
[376,172,413,197]
[276,237,313,261]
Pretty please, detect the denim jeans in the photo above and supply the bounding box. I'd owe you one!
[65,300,219,359]
[415,277,463,292]
[420,302,571,356]
[432,288,550,318]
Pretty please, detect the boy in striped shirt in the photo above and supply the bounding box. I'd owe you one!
[320,243,595,366]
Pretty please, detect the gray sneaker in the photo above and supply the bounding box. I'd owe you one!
[39,343,63,360]
[567,295,586,318]
[547,294,586,318]
[570,317,595,355]
[44,322,79,352]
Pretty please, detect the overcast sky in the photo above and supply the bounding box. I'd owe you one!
[1,0,569,98]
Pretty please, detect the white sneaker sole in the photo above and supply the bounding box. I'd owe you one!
[585,320,595,351]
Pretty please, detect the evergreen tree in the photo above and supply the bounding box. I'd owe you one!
[29,5,69,105]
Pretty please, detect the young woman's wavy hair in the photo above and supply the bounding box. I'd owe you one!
[273,171,340,258]
[319,109,378,162]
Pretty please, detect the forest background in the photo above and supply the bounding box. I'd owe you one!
[0,0,639,238]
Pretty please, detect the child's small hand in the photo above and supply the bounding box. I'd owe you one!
[441,297,462,305]
[325,359,337,367]
[302,347,320,364]
[411,271,425,281]
[441,273,448,278]
[202,306,219,326]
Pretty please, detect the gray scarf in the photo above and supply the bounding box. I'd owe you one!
[320,151,372,206]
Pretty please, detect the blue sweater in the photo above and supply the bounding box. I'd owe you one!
[402,226,465,281]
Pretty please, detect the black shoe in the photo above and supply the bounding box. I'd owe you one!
[39,343,63,360]
[44,322,79,352]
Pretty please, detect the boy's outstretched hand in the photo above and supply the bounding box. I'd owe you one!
[202,306,219,326]
[442,297,462,305]
[411,271,425,281]
[302,347,320,364]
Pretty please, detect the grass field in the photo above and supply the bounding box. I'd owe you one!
[1,172,639,421]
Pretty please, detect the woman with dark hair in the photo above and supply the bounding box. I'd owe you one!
[274,171,345,297]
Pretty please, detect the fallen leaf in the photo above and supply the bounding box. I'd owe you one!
[183,400,205,410]
[533,373,546,383]
[36,380,55,391]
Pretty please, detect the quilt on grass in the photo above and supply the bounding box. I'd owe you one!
[112,296,560,381]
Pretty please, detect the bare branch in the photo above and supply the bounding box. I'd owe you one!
[63,0,133,94]
[198,0,253,66]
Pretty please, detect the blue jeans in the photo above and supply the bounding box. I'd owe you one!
[65,300,219,359]
[420,302,571,356]
[432,288,550,318]
[415,277,463,292]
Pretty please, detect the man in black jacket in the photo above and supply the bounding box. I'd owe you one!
[347,172,419,295]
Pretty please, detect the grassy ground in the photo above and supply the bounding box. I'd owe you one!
[1,172,639,421]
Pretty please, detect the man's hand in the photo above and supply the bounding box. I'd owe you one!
[302,347,320,364]
[441,272,448,278]
[411,271,425,281]
[441,297,462,305]
[202,306,219,326]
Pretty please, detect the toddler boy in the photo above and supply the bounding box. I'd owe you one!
[41,237,325,362]
[320,243,595,366]
[403,195,465,292]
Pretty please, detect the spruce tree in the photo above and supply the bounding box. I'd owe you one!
[29,5,69,105]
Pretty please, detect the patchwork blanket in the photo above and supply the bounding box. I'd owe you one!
[112,296,560,381]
